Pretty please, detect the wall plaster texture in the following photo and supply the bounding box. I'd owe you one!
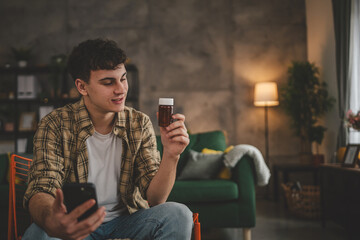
[0,0,309,163]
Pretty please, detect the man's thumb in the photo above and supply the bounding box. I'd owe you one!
[54,189,66,212]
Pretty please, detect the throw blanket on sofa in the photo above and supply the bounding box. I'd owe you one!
[223,144,270,186]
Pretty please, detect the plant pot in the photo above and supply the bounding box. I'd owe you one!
[312,154,324,166]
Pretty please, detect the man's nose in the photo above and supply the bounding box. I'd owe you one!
[114,81,126,94]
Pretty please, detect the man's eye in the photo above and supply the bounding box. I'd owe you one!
[103,82,113,85]
[121,78,127,82]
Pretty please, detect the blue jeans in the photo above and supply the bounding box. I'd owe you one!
[22,202,193,240]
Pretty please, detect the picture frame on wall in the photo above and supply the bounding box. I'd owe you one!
[342,144,360,167]
[19,112,37,131]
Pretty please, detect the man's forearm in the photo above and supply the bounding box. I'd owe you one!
[146,153,179,206]
[28,192,55,230]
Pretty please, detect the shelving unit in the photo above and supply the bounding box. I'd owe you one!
[0,64,139,153]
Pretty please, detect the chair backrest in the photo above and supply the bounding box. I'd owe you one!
[7,154,32,240]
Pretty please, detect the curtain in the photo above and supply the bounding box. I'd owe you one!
[348,0,360,144]
[332,0,351,147]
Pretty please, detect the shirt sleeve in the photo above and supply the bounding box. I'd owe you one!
[134,114,161,199]
[23,114,65,209]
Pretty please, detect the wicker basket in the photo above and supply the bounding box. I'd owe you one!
[281,183,321,219]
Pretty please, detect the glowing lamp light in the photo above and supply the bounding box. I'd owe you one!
[254,82,279,107]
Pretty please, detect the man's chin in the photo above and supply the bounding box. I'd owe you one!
[111,105,126,112]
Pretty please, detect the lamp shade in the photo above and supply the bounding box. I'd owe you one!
[254,82,279,107]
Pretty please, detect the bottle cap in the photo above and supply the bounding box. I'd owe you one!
[159,98,174,105]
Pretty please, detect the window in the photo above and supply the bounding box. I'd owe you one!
[348,0,360,143]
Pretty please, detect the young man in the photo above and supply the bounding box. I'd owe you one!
[22,39,193,240]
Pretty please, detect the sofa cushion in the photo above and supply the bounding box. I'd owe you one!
[168,180,238,203]
[177,150,223,180]
[157,130,227,177]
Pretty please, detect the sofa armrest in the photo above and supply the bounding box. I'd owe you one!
[231,154,256,226]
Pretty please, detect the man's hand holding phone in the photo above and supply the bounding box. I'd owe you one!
[44,188,106,240]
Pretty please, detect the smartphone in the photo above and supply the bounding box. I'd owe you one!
[62,183,99,221]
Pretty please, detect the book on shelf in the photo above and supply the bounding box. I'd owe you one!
[17,75,38,99]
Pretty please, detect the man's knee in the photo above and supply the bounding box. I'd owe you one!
[154,202,192,239]
[22,223,59,240]
[163,202,192,218]
[161,202,193,230]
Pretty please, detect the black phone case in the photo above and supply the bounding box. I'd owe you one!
[62,183,99,221]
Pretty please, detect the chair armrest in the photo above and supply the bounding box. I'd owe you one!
[231,154,257,189]
[230,155,256,226]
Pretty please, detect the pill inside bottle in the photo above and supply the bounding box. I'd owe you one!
[158,98,174,127]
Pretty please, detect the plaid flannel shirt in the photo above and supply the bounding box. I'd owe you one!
[24,97,161,214]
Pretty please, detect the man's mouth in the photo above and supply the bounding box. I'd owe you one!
[111,97,125,103]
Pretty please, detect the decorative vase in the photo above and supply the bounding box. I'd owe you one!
[312,154,324,166]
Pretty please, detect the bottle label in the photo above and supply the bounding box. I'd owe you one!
[158,105,173,127]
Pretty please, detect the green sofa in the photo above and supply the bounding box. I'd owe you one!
[156,130,257,238]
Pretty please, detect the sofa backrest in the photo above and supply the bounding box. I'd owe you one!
[156,130,227,177]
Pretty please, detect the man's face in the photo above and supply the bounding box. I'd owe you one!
[79,63,128,114]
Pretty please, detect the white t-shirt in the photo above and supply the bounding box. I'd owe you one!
[86,130,126,222]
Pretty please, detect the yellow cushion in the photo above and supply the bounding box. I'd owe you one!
[224,145,234,153]
[217,167,232,180]
[337,147,360,162]
[202,148,223,154]
[202,146,234,154]
[337,147,346,162]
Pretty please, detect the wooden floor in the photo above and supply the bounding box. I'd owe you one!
[200,199,346,240]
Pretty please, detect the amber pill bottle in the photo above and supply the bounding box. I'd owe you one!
[158,98,174,127]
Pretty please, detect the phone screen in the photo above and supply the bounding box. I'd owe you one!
[62,183,99,221]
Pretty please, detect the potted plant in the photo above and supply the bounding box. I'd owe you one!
[49,54,67,99]
[11,47,32,68]
[345,110,360,131]
[280,61,335,163]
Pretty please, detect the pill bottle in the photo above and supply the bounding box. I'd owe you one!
[158,98,174,127]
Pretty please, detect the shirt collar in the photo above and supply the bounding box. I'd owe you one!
[113,108,128,139]
[77,97,129,137]
[115,110,127,128]
[77,97,95,135]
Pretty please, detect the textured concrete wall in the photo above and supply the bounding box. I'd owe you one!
[232,1,307,161]
[306,0,339,163]
[0,0,308,162]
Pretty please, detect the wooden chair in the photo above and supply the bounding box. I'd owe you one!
[6,154,202,240]
[7,154,32,240]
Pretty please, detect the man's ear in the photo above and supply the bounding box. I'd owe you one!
[75,79,88,96]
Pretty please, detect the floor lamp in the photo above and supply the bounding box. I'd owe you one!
[254,82,279,166]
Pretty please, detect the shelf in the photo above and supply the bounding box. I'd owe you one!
[0,63,139,153]
[0,66,52,74]
[0,130,35,137]
[0,97,80,105]
[0,132,15,141]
